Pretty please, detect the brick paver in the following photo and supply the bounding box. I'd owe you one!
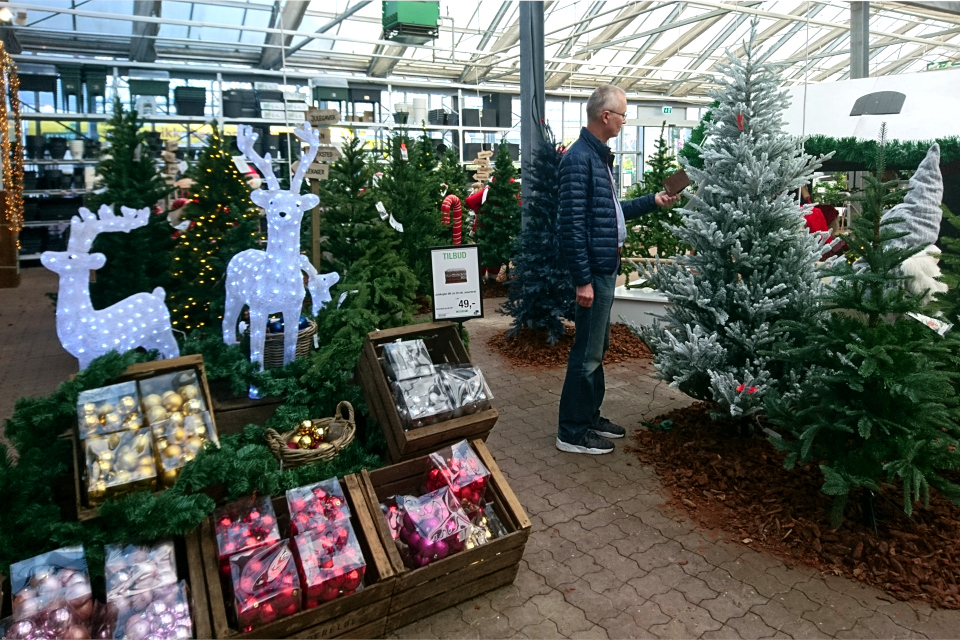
[4,273,960,639]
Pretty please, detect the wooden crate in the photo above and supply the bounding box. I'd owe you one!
[197,475,396,639]
[355,439,530,633]
[208,379,283,436]
[72,355,219,521]
[357,322,499,463]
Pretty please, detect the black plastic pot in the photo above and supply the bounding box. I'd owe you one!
[83,139,101,159]
[22,171,37,191]
[47,138,68,160]
[25,135,45,159]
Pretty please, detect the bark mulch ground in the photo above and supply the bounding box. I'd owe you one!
[627,402,960,609]
[488,323,651,368]
[482,281,510,299]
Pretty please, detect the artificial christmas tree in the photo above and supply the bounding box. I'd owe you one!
[934,204,960,323]
[166,122,261,334]
[475,141,521,278]
[503,133,574,345]
[766,135,960,525]
[642,26,826,418]
[87,98,173,308]
[436,147,471,206]
[332,251,418,329]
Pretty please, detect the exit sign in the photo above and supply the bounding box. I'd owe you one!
[662,106,673,114]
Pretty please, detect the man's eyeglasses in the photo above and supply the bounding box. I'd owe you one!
[606,109,627,120]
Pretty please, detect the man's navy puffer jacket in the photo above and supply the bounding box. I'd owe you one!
[559,127,657,287]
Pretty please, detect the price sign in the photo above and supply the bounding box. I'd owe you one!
[305,108,340,126]
[430,245,483,322]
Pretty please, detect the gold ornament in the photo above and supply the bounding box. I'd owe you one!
[89,481,106,500]
[298,435,313,449]
[99,403,115,417]
[156,438,168,451]
[119,396,138,414]
[82,414,100,431]
[103,412,123,430]
[163,444,182,460]
[186,435,204,452]
[90,461,101,483]
[98,450,114,465]
[118,449,138,470]
[195,424,207,436]
[146,406,168,424]
[134,433,150,454]
[316,442,334,454]
[114,470,131,484]
[162,469,179,485]
[123,412,142,429]
[169,412,185,428]
[178,385,199,400]
[172,426,186,442]
[107,434,121,450]
[135,463,154,479]
[183,398,202,415]
[82,402,97,415]
[161,392,183,412]
[143,394,163,409]
[288,434,303,448]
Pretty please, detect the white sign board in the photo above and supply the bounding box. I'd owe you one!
[315,145,341,162]
[292,161,330,180]
[305,108,340,126]
[430,245,483,322]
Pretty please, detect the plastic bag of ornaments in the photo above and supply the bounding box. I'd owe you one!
[77,381,143,439]
[105,541,180,634]
[286,477,351,535]
[378,495,408,541]
[84,428,157,505]
[10,546,93,622]
[293,521,366,608]
[111,581,193,640]
[466,502,509,550]
[0,595,115,640]
[151,410,219,487]
[213,496,281,577]
[380,339,434,382]
[425,439,490,516]
[138,369,208,427]
[392,374,456,430]
[397,487,471,568]
[436,364,493,417]
[229,540,301,632]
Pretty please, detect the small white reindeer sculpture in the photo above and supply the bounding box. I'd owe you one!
[222,121,339,369]
[41,205,180,370]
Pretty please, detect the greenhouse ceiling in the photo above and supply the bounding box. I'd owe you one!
[3,1,960,100]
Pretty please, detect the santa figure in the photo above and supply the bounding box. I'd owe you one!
[464,178,520,283]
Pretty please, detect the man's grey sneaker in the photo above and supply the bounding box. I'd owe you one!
[591,417,626,439]
[556,432,615,455]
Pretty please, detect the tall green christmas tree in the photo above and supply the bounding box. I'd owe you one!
[503,130,574,345]
[166,123,261,335]
[476,140,521,276]
[643,25,826,419]
[934,205,960,324]
[623,121,687,263]
[87,97,173,308]
[766,133,960,525]
[375,131,445,296]
[436,147,470,205]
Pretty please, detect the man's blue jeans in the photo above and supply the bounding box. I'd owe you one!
[558,272,616,444]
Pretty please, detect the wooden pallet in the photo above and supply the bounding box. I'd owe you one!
[357,322,499,463]
[197,475,396,639]
[354,439,530,632]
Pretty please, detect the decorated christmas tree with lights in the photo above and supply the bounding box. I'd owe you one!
[167,122,261,334]
[476,140,521,277]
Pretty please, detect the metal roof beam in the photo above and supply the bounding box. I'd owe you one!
[814,19,920,82]
[458,1,511,82]
[259,0,309,69]
[543,0,605,87]
[129,0,160,62]
[278,0,372,65]
[664,10,753,95]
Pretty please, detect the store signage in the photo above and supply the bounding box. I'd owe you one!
[662,106,673,114]
[315,145,341,162]
[473,170,491,181]
[305,108,340,126]
[476,150,493,159]
[292,160,330,180]
[430,245,483,322]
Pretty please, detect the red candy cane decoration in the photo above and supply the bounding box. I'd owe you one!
[441,194,463,245]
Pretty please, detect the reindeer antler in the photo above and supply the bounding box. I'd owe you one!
[67,205,151,253]
[237,125,280,191]
[290,121,321,193]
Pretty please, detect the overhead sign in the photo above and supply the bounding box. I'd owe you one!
[305,108,340,126]
[662,106,673,114]
[430,245,483,322]
[315,145,341,162]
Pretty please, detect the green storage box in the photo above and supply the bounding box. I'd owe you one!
[382,1,439,44]
[84,66,109,97]
[129,79,170,97]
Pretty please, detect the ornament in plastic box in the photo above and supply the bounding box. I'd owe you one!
[229,540,301,632]
[84,428,157,505]
[294,522,366,608]
[381,338,434,381]
[425,439,490,515]
[76,381,142,439]
[214,496,281,576]
[398,487,471,568]
[104,541,178,624]
[467,502,509,549]
[1,596,99,640]
[286,477,351,535]
[10,546,93,622]
[379,497,405,541]
[393,374,456,429]
[138,368,207,427]
[437,364,493,417]
[152,410,218,487]
[111,580,193,640]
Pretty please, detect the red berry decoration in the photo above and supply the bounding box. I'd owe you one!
[426,440,491,516]
[229,540,300,631]
[285,478,351,535]
[294,522,366,609]
[214,497,281,576]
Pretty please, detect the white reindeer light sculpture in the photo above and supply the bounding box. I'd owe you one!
[222,122,339,369]
[41,205,180,370]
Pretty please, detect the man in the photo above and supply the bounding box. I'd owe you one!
[557,85,680,455]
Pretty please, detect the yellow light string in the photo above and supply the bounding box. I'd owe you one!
[0,42,23,246]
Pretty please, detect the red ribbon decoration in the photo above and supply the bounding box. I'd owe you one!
[737,114,744,131]
[441,194,463,245]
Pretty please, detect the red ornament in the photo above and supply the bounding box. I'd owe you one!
[293,522,367,609]
[229,540,300,631]
[737,114,745,131]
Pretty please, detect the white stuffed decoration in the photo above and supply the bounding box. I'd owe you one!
[41,205,180,369]
[222,122,339,369]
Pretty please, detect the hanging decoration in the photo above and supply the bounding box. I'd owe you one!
[222,122,338,370]
[440,194,463,245]
[0,41,24,244]
[40,206,180,369]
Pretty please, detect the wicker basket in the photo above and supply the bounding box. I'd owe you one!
[265,401,356,469]
[258,317,317,369]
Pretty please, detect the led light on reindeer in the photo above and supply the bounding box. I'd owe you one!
[41,205,180,370]
[222,122,339,370]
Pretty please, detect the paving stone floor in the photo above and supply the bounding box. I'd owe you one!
[3,267,960,638]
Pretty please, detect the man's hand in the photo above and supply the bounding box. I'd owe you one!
[655,190,681,207]
[576,283,594,308]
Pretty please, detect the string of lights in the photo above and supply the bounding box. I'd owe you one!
[0,42,23,247]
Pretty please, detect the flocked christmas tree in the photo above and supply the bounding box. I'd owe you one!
[642,24,826,418]
[623,121,687,262]
[475,140,521,277]
[87,97,173,308]
[503,129,574,345]
[766,133,960,525]
[166,122,261,335]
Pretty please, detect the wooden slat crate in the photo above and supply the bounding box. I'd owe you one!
[72,355,219,521]
[355,439,530,633]
[357,322,499,463]
[197,475,396,639]
[208,379,283,436]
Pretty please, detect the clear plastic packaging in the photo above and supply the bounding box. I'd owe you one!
[379,497,405,541]
[229,540,301,632]
[294,522,366,608]
[152,410,219,487]
[76,381,142,439]
[393,374,456,429]
[437,364,493,417]
[467,502,509,550]
[397,487,471,568]
[286,477,351,535]
[84,427,157,505]
[213,496,281,577]
[138,369,208,427]
[425,439,490,515]
[112,580,193,640]
[381,339,434,381]
[2,596,94,640]
[10,546,93,621]
[104,541,179,623]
